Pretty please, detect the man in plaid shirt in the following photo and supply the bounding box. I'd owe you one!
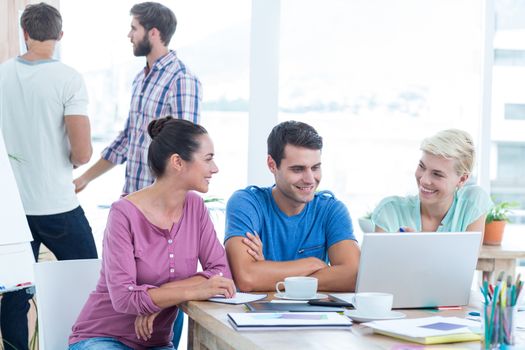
[74,2,201,195]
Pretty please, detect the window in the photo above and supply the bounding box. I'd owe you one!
[504,104,525,120]
[279,0,484,233]
[61,0,251,203]
[490,1,525,225]
[495,143,525,185]
[495,49,525,66]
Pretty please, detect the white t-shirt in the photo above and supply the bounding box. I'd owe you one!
[0,57,89,215]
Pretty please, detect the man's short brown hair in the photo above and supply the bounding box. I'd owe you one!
[21,2,62,41]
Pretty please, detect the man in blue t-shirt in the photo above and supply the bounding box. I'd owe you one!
[225,121,360,292]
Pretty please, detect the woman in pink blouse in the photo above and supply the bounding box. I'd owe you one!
[69,117,236,350]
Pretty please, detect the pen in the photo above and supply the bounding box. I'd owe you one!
[466,311,481,322]
[482,280,489,304]
[16,282,31,287]
[436,306,462,310]
[399,227,405,232]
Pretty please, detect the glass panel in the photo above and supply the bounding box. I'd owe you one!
[494,49,525,66]
[504,104,525,120]
[491,1,525,225]
[279,0,484,233]
[61,0,251,203]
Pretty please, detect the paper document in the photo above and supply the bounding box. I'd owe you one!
[228,312,352,331]
[208,292,267,304]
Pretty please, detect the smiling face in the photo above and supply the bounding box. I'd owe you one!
[182,134,218,193]
[128,17,152,56]
[415,151,468,208]
[269,144,321,215]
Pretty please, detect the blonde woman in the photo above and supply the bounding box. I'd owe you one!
[372,129,492,233]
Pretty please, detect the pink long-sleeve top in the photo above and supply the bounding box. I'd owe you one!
[69,192,231,349]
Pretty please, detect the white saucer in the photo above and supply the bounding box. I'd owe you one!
[274,292,328,301]
[344,310,406,323]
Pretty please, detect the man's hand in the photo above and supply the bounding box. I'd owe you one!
[190,275,236,300]
[134,312,159,341]
[71,158,116,193]
[73,175,89,193]
[242,232,265,261]
[306,257,329,273]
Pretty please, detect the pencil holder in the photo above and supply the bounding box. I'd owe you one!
[481,303,516,349]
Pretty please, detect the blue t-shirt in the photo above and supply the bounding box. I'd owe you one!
[224,186,356,262]
[372,185,492,232]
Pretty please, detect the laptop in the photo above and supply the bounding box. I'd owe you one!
[334,232,481,309]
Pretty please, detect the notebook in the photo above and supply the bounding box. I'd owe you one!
[362,316,481,344]
[356,232,481,308]
[227,312,352,331]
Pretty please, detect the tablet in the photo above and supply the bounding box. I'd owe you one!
[246,302,344,313]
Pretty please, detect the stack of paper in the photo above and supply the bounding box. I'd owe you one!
[363,316,481,345]
[228,312,352,331]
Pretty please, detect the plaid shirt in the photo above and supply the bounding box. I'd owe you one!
[102,51,201,193]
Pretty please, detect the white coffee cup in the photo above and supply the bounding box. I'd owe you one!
[275,276,318,299]
[353,292,393,317]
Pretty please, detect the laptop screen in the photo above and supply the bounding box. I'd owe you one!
[356,231,481,308]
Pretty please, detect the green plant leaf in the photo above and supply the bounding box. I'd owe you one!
[485,199,520,224]
[204,197,223,204]
[8,153,23,163]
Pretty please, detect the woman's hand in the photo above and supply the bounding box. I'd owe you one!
[134,311,159,341]
[191,275,236,300]
[242,231,265,261]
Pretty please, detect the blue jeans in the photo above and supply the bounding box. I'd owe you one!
[69,337,174,350]
[1,206,98,350]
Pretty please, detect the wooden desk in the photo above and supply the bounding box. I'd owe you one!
[181,293,525,350]
[477,226,525,281]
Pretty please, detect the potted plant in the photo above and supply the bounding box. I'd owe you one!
[483,200,518,245]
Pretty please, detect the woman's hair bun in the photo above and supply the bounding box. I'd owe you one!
[148,116,174,139]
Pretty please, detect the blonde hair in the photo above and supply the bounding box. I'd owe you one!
[420,129,475,175]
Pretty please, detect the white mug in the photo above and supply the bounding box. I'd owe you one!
[353,292,393,316]
[275,276,318,299]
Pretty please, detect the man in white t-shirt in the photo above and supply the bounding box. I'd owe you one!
[0,4,98,350]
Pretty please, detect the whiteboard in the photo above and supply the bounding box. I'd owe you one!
[0,131,32,244]
[0,242,34,289]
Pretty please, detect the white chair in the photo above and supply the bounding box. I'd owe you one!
[34,259,101,350]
